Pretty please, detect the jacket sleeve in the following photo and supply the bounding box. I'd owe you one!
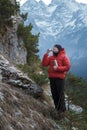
[57,56,71,72]
[41,53,50,66]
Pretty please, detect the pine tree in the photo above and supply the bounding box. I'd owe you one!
[17,23,40,65]
[0,0,19,28]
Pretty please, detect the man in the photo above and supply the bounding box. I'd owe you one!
[42,44,71,113]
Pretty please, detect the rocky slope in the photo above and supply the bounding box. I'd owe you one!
[0,54,43,97]
[0,53,65,130]
[0,82,59,130]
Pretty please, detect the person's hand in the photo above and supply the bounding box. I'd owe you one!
[47,49,52,54]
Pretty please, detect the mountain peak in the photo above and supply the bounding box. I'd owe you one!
[51,0,76,4]
[39,0,46,5]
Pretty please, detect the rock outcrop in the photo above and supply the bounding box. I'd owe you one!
[0,54,43,97]
[0,14,27,65]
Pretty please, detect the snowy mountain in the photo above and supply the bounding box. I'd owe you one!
[21,0,87,79]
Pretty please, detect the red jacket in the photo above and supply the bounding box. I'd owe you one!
[42,48,71,79]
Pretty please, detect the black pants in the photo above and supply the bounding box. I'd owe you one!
[49,78,66,112]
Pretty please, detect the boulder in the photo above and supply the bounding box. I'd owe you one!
[0,54,43,97]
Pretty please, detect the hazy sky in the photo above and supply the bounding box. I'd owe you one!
[76,0,87,3]
[17,0,87,5]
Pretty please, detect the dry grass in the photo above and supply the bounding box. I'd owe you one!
[0,82,60,130]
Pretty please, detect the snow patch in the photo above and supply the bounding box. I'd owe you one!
[35,20,49,28]
[66,100,83,113]
[69,104,83,113]
[65,19,76,28]
[47,5,57,13]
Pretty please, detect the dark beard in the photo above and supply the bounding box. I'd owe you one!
[53,52,58,56]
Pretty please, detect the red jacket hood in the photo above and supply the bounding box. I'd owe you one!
[57,48,66,56]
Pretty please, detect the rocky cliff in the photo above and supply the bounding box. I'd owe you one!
[0,0,27,65]
[0,14,27,65]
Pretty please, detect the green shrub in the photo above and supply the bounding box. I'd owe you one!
[20,13,28,21]
[17,63,48,86]
[31,73,48,86]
